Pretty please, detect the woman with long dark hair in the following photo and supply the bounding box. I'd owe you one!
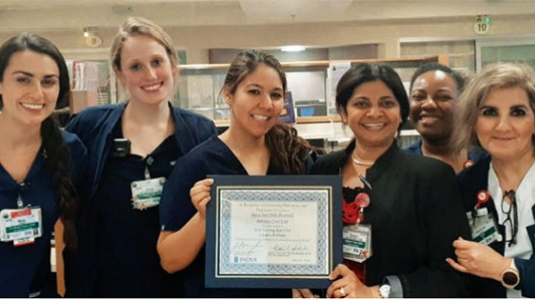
[0,33,86,297]
[157,50,312,297]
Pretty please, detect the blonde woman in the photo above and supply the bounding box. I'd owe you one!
[448,63,535,298]
[65,17,216,297]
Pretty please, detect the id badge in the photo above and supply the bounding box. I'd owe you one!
[0,206,43,246]
[466,208,500,245]
[343,224,372,263]
[131,177,166,210]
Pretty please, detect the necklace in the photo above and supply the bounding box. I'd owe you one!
[351,154,374,166]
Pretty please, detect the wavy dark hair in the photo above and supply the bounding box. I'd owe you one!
[0,33,78,249]
[222,50,311,174]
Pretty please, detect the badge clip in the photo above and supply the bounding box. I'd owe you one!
[355,193,370,224]
[472,190,490,224]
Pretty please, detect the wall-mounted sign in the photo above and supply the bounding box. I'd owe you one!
[474,21,490,35]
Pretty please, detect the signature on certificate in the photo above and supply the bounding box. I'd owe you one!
[232,239,263,256]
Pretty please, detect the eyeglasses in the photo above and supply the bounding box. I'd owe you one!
[501,190,518,246]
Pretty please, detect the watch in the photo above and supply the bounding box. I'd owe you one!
[501,267,520,289]
[379,283,391,298]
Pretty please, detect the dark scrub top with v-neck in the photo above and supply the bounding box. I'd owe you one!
[93,118,182,297]
[0,132,86,297]
[64,103,217,297]
[160,135,291,298]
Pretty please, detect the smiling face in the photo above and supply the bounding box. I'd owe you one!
[115,34,177,105]
[341,80,402,149]
[409,70,459,145]
[0,50,59,127]
[476,86,535,161]
[226,63,285,139]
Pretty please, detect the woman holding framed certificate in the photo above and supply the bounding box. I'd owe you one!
[157,50,312,297]
[308,63,471,298]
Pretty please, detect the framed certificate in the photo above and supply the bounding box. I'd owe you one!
[205,175,342,289]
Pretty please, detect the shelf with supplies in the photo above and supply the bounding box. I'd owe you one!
[174,54,449,123]
[186,55,439,153]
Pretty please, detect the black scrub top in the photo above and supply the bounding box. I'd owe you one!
[93,119,182,297]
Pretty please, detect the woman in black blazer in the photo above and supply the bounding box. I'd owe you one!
[297,63,470,298]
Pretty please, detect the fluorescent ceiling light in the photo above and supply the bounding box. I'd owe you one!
[281,45,306,52]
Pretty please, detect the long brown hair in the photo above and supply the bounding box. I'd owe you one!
[222,50,311,174]
[0,33,79,249]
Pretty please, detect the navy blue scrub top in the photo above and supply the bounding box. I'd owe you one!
[0,132,86,298]
[404,139,488,167]
[160,136,291,298]
[92,118,182,297]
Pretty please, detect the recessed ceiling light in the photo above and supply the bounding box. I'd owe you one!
[281,45,306,52]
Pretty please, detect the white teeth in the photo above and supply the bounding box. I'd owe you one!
[363,123,384,128]
[21,103,44,110]
[252,114,268,120]
[143,83,161,91]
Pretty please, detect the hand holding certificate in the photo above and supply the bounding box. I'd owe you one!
[205,175,342,289]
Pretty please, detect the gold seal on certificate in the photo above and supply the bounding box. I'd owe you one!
[205,175,343,289]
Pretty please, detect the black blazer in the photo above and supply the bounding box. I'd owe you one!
[311,139,471,297]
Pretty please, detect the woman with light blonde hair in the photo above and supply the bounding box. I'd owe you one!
[64,16,217,297]
[448,62,535,297]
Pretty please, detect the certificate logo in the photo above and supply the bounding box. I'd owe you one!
[234,256,257,263]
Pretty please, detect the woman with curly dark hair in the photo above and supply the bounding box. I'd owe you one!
[157,50,312,297]
[0,33,86,297]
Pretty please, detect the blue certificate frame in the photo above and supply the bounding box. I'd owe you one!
[205,175,342,289]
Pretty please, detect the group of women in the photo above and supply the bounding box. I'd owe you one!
[0,15,533,299]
